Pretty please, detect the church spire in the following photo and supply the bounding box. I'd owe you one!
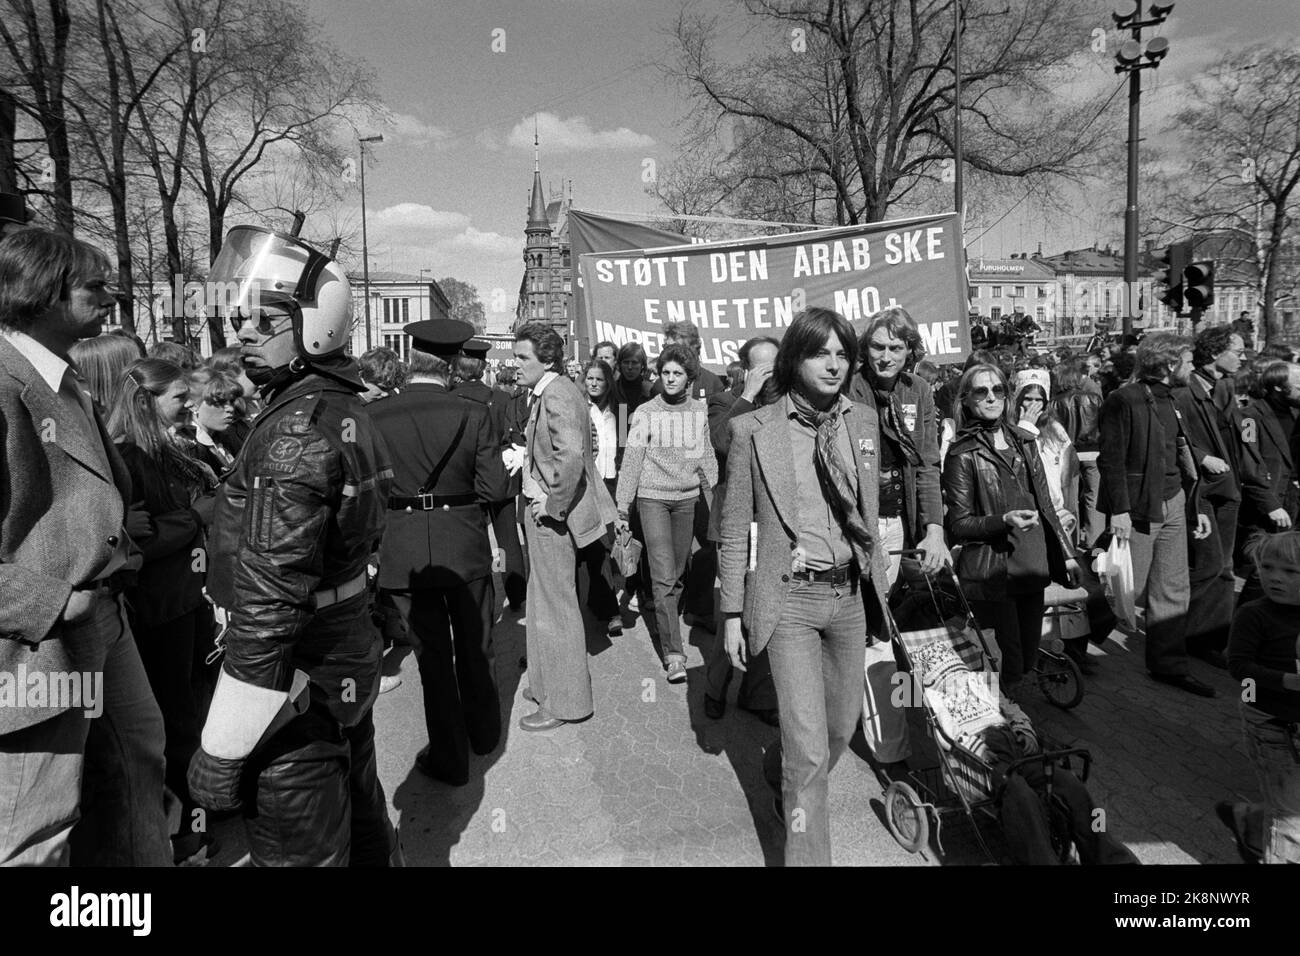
[526,117,550,235]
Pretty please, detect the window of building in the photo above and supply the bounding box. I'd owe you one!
[991,286,1002,298]
[1013,285,1025,298]
[1036,307,1046,323]
[990,306,1002,320]
[383,333,405,359]
[1104,288,1112,314]
[562,279,571,294]
[969,286,979,300]
[1037,286,1047,298]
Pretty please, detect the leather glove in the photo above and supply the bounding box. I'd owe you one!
[187,747,247,813]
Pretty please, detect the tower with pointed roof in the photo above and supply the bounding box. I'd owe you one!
[515,123,573,336]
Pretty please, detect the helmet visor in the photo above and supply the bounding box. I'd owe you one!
[207,226,320,320]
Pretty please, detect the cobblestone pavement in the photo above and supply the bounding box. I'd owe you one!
[207,577,1255,867]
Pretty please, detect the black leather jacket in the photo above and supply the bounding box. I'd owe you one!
[1052,388,1101,454]
[942,423,1074,599]
[207,370,392,725]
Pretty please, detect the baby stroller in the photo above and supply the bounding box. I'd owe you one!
[881,553,1093,863]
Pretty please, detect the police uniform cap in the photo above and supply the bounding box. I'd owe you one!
[0,193,28,227]
[462,338,490,360]
[405,318,475,357]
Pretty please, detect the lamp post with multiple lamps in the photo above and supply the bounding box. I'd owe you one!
[358,133,383,351]
[1114,1,1173,339]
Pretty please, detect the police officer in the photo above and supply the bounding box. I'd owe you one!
[369,320,510,786]
[454,339,526,609]
[186,224,396,866]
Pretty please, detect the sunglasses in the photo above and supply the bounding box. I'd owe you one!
[229,309,293,335]
[971,385,1006,401]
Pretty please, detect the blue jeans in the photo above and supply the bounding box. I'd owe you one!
[637,496,697,662]
[764,577,867,867]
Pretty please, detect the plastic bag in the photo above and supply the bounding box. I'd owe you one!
[1093,536,1137,630]
[611,528,642,578]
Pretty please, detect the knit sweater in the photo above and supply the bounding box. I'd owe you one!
[616,394,718,514]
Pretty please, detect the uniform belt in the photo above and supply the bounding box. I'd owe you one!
[388,492,478,511]
[311,571,367,610]
[790,563,855,584]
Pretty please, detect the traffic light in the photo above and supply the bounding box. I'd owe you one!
[1184,260,1215,314]
[1156,241,1191,314]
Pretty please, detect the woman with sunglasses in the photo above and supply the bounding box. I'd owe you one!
[942,363,1081,693]
[186,366,247,477]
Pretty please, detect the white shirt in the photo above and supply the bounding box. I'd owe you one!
[1,328,70,392]
[590,403,617,479]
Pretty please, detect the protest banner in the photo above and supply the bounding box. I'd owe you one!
[578,212,970,371]
[567,210,695,360]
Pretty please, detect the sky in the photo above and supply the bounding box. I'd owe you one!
[301,0,1299,332]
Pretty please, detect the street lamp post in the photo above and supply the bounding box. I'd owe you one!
[1114,2,1173,339]
[358,134,384,351]
[418,267,432,320]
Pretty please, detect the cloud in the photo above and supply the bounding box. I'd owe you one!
[503,111,655,153]
[443,227,519,260]
[385,112,451,148]
[371,203,470,236]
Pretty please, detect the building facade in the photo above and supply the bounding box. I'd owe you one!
[966,256,1059,332]
[122,271,449,360]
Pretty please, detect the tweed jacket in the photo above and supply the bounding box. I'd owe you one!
[718,395,891,655]
[0,336,134,732]
[525,373,617,549]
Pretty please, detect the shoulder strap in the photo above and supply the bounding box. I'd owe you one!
[418,406,470,494]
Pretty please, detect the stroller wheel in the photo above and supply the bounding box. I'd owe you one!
[884,781,929,854]
[1037,651,1084,709]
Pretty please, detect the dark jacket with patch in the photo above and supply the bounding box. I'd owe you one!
[207,370,391,726]
[370,382,510,589]
[454,378,514,500]
[848,369,944,545]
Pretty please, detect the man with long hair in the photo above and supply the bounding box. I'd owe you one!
[1097,333,1215,697]
[848,306,949,779]
[0,228,170,866]
[1175,325,1247,666]
[719,308,890,865]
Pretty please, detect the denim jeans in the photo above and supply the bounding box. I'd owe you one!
[1127,490,1191,676]
[638,496,697,662]
[1078,456,1105,550]
[765,577,867,867]
[0,592,170,867]
[1240,703,1300,864]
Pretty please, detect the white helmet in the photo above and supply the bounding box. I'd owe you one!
[208,225,353,361]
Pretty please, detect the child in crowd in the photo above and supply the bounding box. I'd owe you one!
[1219,531,1300,863]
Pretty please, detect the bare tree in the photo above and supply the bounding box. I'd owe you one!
[0,0,75,232]
[1146,47,1300,345]
[662,0,1118,227]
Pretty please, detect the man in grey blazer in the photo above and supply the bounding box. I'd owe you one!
[513,322,616,731]
[720,308,890,867]
[0,229,169,866]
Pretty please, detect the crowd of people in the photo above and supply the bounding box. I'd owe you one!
[1,216,1298,868]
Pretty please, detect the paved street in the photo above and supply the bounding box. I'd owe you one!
[204,561,1255,867]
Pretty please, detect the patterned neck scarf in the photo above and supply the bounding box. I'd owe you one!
[869,374,920,465]
[789,389,874,571]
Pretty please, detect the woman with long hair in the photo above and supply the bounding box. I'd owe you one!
[69,332,145,416]
[107,358,219,864]
[616,344,718,682]
[942,363,1080,693]
[580,358,621,636]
